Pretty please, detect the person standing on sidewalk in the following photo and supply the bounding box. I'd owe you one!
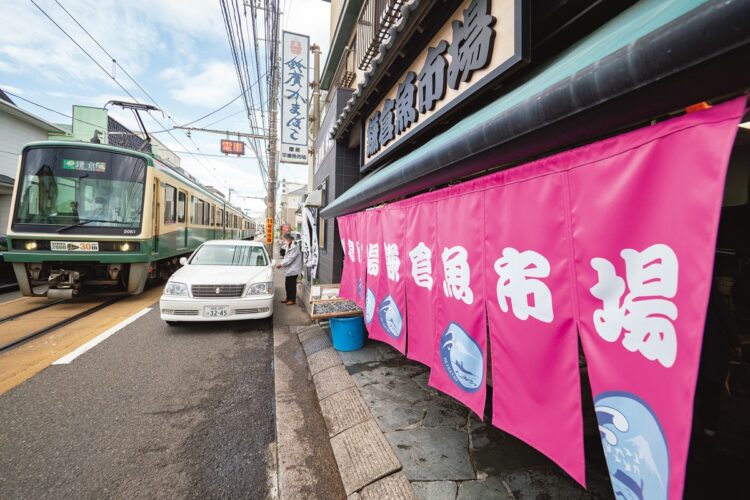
[277,233,302,305]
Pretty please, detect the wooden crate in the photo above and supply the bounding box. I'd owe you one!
[310,298,362,320]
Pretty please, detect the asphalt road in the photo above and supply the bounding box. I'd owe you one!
[0,308,276,499]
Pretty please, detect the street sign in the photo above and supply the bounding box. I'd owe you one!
[220,139,245,155]
[265,217,274,244]
[281,31,310,164]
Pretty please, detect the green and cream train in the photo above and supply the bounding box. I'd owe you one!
[4,141,256,298]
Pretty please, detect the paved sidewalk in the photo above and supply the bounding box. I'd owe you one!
[272,269,346,499]
[331,335,615,499]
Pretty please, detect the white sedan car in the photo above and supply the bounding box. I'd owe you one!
[160,240,274,324]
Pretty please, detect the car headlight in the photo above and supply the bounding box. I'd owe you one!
[164,281,189,296]
[245,281,273,296]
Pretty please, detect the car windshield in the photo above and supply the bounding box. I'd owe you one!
[190,245,268,266]
[13,146,146,231]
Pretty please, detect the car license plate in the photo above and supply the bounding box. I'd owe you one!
[204,305,229,317]
[51,241,99,251]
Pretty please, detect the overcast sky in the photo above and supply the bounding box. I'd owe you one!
[0,0,331,216]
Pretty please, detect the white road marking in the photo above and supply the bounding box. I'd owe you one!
[52,307,152,365]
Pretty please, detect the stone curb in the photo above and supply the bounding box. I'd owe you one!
[308,347,344,376]
[331,420,402,495]
[295,325,418,499]
[350,472,416,500]
[313,364,356,400]
[301,332,333,356]
[320,387,371,438]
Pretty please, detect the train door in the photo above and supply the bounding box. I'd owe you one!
[152,178,160,253]
[177,190,187,250]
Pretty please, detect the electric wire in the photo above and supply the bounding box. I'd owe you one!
[220,0,270,187]
[30,0,232,192]
[2,90,235,164]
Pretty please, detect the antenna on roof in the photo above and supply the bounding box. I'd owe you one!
[105,100,161,151]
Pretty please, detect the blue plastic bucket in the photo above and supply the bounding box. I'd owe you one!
[330,316,366,351]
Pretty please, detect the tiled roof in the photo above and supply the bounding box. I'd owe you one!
[0,88,15,105]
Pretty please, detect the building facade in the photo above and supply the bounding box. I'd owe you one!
[0,91,66,235]
[314,0,750,497]
[312,87,359,284]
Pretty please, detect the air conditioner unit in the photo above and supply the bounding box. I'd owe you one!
[305,189,324,207]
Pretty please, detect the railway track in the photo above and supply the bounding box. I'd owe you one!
[0,300,66,324]
[0,296,124,353]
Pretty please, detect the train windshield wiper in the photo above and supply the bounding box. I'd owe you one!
[57,219,131,233]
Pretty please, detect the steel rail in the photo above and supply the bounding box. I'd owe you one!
[0,300,67,324]
[0,297,124,353]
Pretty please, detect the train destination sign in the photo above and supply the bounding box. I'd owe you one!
[363,0,525,169]
[63,159,106,172]
[220,139,245,156]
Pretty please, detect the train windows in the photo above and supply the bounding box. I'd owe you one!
[177,191,186,223]
[164,184,176,224]
[217,209,223,227]
[190,196,197,224]
[203,202,211,225]
[13,147,146,231]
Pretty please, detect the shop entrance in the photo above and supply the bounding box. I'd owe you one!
[685,115,750,499]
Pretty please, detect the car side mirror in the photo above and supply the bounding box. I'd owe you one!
[271,259,276,266]
[179,257,188,266]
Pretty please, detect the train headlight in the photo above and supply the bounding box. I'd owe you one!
[24,241,37,250]
[163,281,189,296]
[119,242,130,252]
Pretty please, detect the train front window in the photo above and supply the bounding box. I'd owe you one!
[13,147,146,232]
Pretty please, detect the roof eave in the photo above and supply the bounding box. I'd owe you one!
[320,0,749,219]
[0,100,67,134]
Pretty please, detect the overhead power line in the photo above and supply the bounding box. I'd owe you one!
[151,66,270,135]
[30,0,229,191]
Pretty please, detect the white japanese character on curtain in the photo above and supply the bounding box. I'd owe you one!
[494,248,554,323]
[590,243,679,368]
[347,240,355,262]
[442,246,474,305]
[409,242,433,290]
[367,243,380,276]
[384,243,400,282]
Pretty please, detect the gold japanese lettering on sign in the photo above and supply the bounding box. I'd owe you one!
[364,0,523,167]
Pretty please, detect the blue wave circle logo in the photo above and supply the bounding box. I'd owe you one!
[439,322,483,392]
[595,392,669,500]
[365,288,376,324]
[377,295,402,338]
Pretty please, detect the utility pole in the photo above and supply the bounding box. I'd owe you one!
[266,9,281,256]
[309,43,321,192]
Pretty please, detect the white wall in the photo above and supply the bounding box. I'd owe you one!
[0,113,49,234]
[0,114,47,179]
